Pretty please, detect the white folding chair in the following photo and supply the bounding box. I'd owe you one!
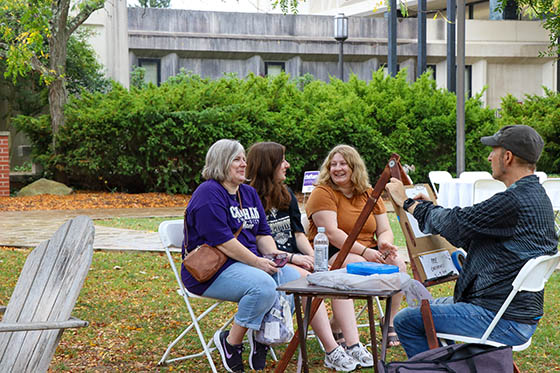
[459,171,493,182]
[428,171,453,196]
[158,220,277,369]
[472,179,506,205]
[534,171,547,183]
[157,220,233,371]
[542,179,560,235]
[301,212,310,235]
[437,252,560,351]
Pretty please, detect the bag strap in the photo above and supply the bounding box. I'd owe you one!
[183,189,244,257]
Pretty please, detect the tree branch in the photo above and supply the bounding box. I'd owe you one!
[67,0,106,35]
[0,42,49,77]
[29,54,51,78]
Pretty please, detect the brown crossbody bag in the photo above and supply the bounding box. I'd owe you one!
[183,191,243,282]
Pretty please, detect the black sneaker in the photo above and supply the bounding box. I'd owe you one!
[247,330,269,370]
[213,330,244,372]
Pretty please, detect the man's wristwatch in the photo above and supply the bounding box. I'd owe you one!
[403,198,416,212]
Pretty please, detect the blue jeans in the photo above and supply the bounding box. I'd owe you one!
[394,296,538,358]
[202,262,300,330]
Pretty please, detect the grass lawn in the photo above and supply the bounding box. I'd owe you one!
[1,214,558,372]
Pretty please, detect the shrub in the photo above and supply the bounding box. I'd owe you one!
[498,89,560,173]
[15,70,498,193]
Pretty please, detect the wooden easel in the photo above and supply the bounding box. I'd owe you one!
[389,184,459,287]
[274,153,411,372]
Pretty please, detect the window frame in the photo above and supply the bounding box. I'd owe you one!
[138,58,162,86]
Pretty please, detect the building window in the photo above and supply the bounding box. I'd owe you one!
[426,64,436,79]
[265,62,285,77]
[383,64,400,76]
[138,58,161,86]
[465,65,472,99]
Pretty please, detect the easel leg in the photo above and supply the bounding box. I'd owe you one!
[421,299,439,350]
[367,297,379,373]
[294,295,309,373]
[380,296,393,361]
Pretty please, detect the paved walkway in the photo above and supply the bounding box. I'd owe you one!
[0,202,410,260]
[0,201,394,251]
[0,207,184,252]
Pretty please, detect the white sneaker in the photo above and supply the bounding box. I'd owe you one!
[324,345,358,372]
[346,342,373,368]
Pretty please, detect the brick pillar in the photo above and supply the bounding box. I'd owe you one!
[0,132,9,196]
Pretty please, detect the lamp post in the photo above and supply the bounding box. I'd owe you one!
[334,13,348,81]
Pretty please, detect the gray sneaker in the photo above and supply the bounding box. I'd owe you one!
[324,345,358,372]
[346,342,373,368]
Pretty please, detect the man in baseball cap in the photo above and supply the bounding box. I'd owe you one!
[480,125,544,185]
[481,124,544,164]
[385,125,557,358]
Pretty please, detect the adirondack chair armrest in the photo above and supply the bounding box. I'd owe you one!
[0,316,88,332]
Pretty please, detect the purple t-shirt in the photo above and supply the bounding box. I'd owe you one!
[181,179,271,295]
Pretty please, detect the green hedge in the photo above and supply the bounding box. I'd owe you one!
[14,70,498,194]
[498,89,560,173]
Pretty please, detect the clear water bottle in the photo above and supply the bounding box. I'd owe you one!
[314,227,329,272]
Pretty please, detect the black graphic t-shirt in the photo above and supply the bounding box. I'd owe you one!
[266,188,305,254]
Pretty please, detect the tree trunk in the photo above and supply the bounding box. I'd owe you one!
[48,77,67,149]
[49,0,71,151]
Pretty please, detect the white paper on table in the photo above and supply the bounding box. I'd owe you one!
[404,186,431,238]
[418,250,459,280]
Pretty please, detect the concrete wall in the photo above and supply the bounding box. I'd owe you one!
[127,8,419,83]
[487,63,549,108]
[84,0,129,87]
[123,8,556,108]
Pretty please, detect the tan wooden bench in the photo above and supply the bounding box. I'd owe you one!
[0,215,94,372]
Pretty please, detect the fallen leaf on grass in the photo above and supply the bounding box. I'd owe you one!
[0,191,190,212]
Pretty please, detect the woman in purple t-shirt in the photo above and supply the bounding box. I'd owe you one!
[182,139,299,372]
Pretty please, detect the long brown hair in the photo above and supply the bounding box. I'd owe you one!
[246,142,291,211]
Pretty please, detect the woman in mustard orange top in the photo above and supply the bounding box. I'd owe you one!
[306,144,406,348]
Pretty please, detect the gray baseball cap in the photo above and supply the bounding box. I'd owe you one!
[480,125,544,163]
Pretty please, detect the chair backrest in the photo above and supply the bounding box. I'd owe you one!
[159,220,188,292]
[481,252,560,342]
[534,171,547,184]
[542,178,560,210]
[513,252,560,292]
[459,171,493,182]
[0,215,94,373]
[301,213,310,235]
[159,219,184,249]
[472,179,506,205]
[428,171,453,195]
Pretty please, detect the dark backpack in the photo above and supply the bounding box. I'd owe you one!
[377,343,513,373]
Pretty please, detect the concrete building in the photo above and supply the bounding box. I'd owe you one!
[2,0,556,169]
[86,1,556,109]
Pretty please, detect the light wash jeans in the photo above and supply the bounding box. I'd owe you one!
[394,296,538,358]
[202,262,300,330]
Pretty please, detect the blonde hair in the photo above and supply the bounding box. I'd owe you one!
[316,144,371,195]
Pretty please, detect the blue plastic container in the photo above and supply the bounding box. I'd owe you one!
[347,262,399,276]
